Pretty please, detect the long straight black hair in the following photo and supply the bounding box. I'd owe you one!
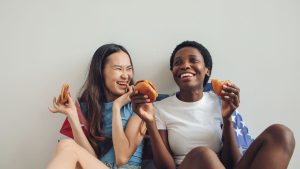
[79,44,134,157]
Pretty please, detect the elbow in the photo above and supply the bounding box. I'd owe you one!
[115,156,130,166]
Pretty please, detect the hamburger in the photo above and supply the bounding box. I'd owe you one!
[57,83,69,104]
[134,80,158,102]
[211,79,230,96]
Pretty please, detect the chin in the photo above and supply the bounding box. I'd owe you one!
[178,82,201,91]
[117,88,127,95]
[176,80,191,87]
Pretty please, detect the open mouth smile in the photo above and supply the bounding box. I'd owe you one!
[178,72,196,79]
[116,81,129,89]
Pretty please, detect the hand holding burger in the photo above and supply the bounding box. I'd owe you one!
[134,80,158,102]
[211,79,230,96]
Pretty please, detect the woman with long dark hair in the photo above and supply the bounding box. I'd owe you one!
[47,44,146,169]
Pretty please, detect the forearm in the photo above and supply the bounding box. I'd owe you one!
[221,118,241,168]
[67,112,96,157]
[112,105,132,164]
[147,122,176,169]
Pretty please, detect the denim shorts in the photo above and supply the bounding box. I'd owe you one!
[104,163,141,169]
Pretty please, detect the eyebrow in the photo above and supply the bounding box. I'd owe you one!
[174,54,199,60]
[112,65,132,68]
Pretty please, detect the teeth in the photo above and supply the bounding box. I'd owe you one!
[117,81,127,85]
[180,73,194,78]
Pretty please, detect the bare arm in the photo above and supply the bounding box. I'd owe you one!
[131,92,176,169]
[147,121,176,169]
[111,86,145,166]
[220,118,241,168]
[112,105,145,166]
[49,94,97,157]
[220,82,242,168]
[67,106,97,157]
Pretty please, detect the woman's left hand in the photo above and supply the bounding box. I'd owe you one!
[220,82,240,120]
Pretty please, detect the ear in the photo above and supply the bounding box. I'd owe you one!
[205,67,211,77]
[170,67,174,73]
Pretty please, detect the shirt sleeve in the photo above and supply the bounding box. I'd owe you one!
[153,103,166,130]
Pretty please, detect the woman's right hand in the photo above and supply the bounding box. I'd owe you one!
[131,92,154,124]
[113,85,134,109]
[48,93,77,117]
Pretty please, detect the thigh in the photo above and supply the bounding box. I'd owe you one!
[179,147,225,169]
[63,139,109,169]
[234,124,295,169]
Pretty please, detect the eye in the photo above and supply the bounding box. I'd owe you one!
[126,66,133,71]
[113,66,122,71]
[190,57,200,63]
[173,59,182,66]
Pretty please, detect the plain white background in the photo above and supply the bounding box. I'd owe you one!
[1,0,299,168]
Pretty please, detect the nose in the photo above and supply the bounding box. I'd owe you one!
[121,72,127,79]
[121,68,131,80]
[180,61,191,70]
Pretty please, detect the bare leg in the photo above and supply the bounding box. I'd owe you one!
[179,147,225,169]
[46,139,109,169]
[235,124,295,169]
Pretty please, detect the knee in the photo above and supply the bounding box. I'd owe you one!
[265,124,295,154]
[188,147,215,159]
[183,147,223,169]
[56,139,78,152]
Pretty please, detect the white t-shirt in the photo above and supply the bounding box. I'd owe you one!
[154,92,223,165]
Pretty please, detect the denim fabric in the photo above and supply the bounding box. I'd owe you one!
[104,162,141,169]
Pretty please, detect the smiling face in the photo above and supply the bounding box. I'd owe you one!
[103,51,133,102]
[171,47,210,91]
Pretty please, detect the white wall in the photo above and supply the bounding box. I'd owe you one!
[1,0,299,168]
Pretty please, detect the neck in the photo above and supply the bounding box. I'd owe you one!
[104,91,118,103]
[177,88,204,102]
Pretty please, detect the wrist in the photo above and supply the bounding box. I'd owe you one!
[223,118,233,127]
[113,102,122,110]
[112,104,121,113]
[67,110,79,121]
[146,120,157,131]
[222,111,233,121]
